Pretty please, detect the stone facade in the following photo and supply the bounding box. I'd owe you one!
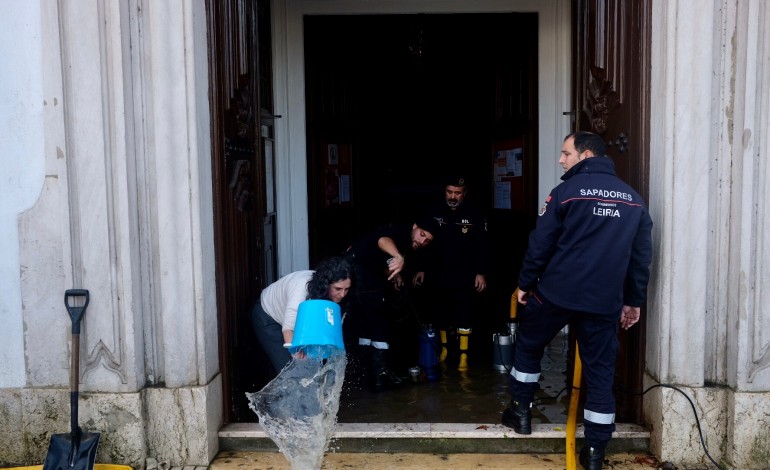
[644,1,770,468]
[0,0,218,467]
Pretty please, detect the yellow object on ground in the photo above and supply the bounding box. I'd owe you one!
[457,328,471,371]
[439,329,448,363]
[566,343,583,470]
[3,465,132,470]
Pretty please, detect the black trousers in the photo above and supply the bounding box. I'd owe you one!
[509,291,620,449]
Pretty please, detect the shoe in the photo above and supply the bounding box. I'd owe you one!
[369,347,404,391]
[372,367,404,392]
[501,400,532,434]
[579,446,605,470]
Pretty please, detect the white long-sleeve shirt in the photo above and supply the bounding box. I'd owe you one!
[259,270,314,332]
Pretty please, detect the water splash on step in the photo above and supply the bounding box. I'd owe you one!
[247,345,347,469]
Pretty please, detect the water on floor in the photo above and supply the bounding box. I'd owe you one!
[337,327,573,425]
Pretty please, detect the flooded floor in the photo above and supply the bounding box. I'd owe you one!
[337,328,572,425]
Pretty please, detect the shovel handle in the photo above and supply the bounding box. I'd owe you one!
[64,289,90,334]
[64,289,88,435]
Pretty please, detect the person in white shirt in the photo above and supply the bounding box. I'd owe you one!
[251,256,354,375]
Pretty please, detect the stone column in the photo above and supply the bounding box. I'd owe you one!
[137,0,221,464]
[646,1,770,468]
[721,1,770,468]
[3,0,220,467]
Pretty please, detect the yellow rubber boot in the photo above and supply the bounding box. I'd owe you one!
[439,330,448,363]
[457,328,471,371]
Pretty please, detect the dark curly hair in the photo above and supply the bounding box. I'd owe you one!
[306,256,355,310]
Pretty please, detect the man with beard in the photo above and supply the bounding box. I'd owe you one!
[502,132,653,470]
[412,175,489,371]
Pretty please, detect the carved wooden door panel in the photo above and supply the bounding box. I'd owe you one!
[574,0,652,423]
[208,0,276,423]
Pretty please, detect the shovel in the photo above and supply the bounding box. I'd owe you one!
[42,289,100,470]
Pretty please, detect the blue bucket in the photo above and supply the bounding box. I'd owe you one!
[290,299,345,358]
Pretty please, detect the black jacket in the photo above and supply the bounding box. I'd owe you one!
[347,223,413,291]
[422,201,489,288]
[518,157,653,314]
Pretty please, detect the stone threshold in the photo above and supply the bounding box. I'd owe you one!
[220,422,649,439]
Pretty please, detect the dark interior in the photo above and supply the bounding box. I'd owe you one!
[299,13,546,422]
[304,12,539,344]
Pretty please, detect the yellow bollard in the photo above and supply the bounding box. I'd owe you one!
[566,343,583,470]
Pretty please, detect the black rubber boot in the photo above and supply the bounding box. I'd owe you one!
[579,446,605,470]
[501,400,532,434]
[370,347,403,392]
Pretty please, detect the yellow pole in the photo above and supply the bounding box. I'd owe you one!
[510,289,519,320]
[566,343,582,470]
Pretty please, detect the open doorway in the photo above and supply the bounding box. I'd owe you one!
[304,13,544,423]
[305,12,539,253]
[305,12,540,335]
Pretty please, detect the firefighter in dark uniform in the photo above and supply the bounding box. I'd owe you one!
[501,132,653,470]
[346,218,440,391]
[412,176,489,371]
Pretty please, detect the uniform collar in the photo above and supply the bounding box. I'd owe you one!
[561,156,616,181]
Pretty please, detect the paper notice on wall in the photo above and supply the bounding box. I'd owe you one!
[512,148,523,176]
[495,148,523,180]
[494,151,508,180]
[494,181,511,209]
[339,175,351,203]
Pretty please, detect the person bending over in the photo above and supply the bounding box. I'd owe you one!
[251,256,354,376]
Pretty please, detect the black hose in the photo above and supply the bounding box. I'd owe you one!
[500,334,724,470]
[629,384,725,470]
[530,383,725,469]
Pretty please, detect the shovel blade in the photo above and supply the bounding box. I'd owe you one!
[42,431,100,470]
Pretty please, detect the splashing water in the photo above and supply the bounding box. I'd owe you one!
[247,345,347,470]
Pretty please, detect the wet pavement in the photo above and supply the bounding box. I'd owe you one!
[210,450,664,469]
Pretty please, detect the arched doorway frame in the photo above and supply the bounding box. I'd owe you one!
[271,0,571,273]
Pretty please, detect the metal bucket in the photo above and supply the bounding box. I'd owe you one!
[491,333,513,372]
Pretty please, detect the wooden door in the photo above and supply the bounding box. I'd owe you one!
[573,0,652,423]
[208,0,277,423]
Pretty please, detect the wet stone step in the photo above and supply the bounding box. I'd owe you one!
[219,422,649,454]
